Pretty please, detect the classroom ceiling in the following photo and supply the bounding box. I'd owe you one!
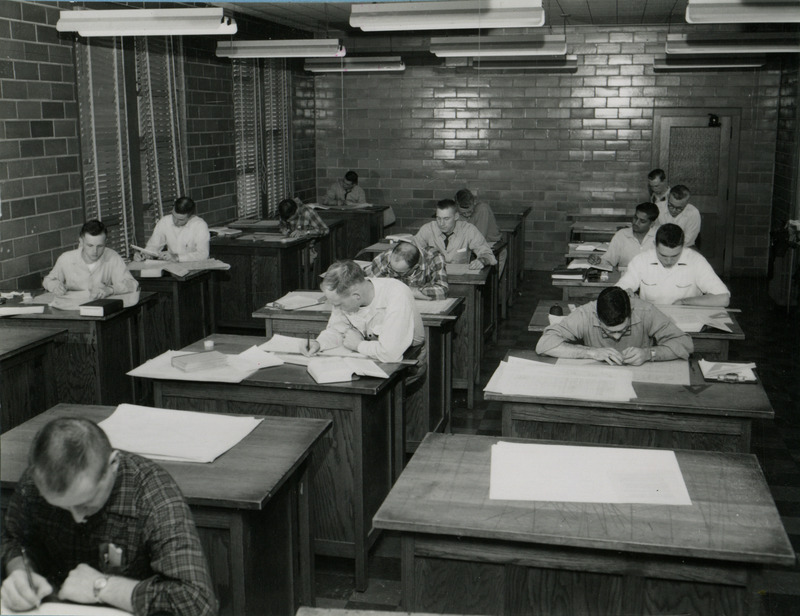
[214,1,692,35]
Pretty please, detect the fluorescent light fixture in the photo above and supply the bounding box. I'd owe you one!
[686,0,800,23]
[457,55,578,71]
[57,8,237,37]
[305,56,406,73]
[654,55,766,70]
[217,39,345,59]
[666,32,800,54]
[431,34,566,57]
[350,0,544,32]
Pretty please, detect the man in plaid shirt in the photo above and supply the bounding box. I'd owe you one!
[365,240,449,300]
[1,418,216,616]
[278,198,329,237]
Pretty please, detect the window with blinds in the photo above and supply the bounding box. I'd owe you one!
[75,37,135,255]
[232,58,291,219]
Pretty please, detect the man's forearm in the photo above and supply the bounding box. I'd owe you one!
[679,293,730,307]
[538,342,595,359]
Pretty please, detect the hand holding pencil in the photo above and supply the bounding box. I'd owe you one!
[0,548,53,611]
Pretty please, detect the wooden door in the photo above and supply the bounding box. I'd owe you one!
[653,109,740,274]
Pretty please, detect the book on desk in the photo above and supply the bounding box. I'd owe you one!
[79,298,124,317]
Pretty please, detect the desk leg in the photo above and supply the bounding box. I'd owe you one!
[298,462,315,607]
[400,535,416,611]
[393,381,405,481]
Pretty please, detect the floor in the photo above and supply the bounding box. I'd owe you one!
[314,270,800,614]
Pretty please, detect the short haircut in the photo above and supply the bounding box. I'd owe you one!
[79,219,106,238]
[669,184,691,201]
[321,260,366,295]
[391,241,421,269]
[173,196,196,215]
[278,198,298,221]
[436,199,457,214]
[30,418,112,495]
[596,287,631,327]
[648,168,666,182]
[656,223,685,248]
[344,170,358,184]
[455,189,474,208]
[635,201,660,222]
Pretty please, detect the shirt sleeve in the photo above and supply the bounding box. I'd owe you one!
[109,253,140,294]
[413,225,433,250]
[468,227,498,265]
[645,304,694,359]
[535,308,589,355]
[144,219,168,254]
[417,251,448,300]
[682,208,701,247]
[357,286,417,363]
[365,251,390,277]
[177,220,210,262]
[601,232,623,268]
[346,186,366,205]
[324,183,339,205]
[693,255,730,296]
[316,308,348,351]
[42,254,67,292]
[616,257,642,293]
[307,207,329,235]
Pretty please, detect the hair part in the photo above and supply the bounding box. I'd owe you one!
[669,184,690,201]
[79,220,107,239]
[648,168,666,182]
[391,241,421,269]
[321,260,366,295]
[344,170,358,184]
[29,418,112,495]
[656,223,685,248]
[173,196,196,215]
[596,287,631,327]
[635,201,660,222]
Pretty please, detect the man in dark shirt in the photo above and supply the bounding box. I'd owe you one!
[1,417,216,616]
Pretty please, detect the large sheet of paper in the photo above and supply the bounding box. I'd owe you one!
[654,304,733,333]
[259,334,368,359]
[484,356,636,402]
[99,403,262,463]
[127,350,262,383]
[127,258,230,274]
[555,357,691,385]
[1,602,129,615]
[267,291,326,310]
[489,441,692,505]
[33,290,140,309]
[698,359,757,383]
[415,297,458,315]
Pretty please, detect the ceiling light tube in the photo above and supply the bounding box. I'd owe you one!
[217,39,345,58]
[305,56,405,73]
[350,0,545,32]
[653,55,766,70]
[431,34,566,57]
[666,32,800,54]
[685,0,800,24]
[467,55,577,71]
[57,8,237,37]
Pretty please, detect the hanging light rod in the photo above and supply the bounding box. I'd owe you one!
[57,7,237,37]
[666,32,800,54]
[350,0,545,32]
[431,34,566,57]
[465,55,578,71]
[685,0,800,24]
[305,56,406,73]
[653,55,766,70]
[216,39,345,59]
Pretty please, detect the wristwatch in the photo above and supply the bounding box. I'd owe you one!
[93,576,109,602]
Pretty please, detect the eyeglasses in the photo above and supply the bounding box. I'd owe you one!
[668,201,688,212]
[599,324,631,340]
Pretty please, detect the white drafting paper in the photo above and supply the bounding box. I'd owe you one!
[259,335,368,359]
[0,305,45,317]
[555,357,691,386]
[99,403,262,463]
[415,297,458,315]
[127,350,258,383]
[227,345,284,371]
[698,359,757,382]
[268,291,325,310]
[35,290,140,310]
[654,304,733,333]
[1,601,129,615]
[489,441,692,505]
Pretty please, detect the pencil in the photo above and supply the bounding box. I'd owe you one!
[20,547,36,591]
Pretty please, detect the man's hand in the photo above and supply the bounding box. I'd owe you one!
[58,563,102,605]
[302,340,321,357]
[468,259,483,270]
[342,328,365,351]
[587,254,601,265]
[51,281,67,296]
[289,230,304,238]
[587,347,624,365]
[0,568,53,611]
[412,289,431,300]
[157,251,177,262]
[621,347,648,366]
[88,285,112,300]
[132,252,145,262]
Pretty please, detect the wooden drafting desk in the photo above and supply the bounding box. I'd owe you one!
[317,216,347,270]
[317,204,388,259]
[373,432,795,616]
[0,292,162,407]
[487,350,773,453]
[0,403,331,616]
[210,234,315,332]
[138,333,407,592]
[528,299,744,361]
[0,326,65,433]
[495,207,530,311]
[551,267,621,301]
[252,293,464,453]
[132,268,214,348]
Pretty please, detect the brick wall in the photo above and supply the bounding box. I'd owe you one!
[0,1,83,289]
[293,68,317,203]
[314,25,782,275]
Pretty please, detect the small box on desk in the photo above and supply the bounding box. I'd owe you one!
[171,351,229,372]
[79,298,124,317]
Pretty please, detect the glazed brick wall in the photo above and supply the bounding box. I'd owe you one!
[314,25,781,275]
[0,1,83,289]
[293,69,318,204]
[772,54,799,229]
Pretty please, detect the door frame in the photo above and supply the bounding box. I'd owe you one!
[652,107,741,276]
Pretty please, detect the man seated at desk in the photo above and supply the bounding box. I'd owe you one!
[647,168,670,209]
[454,188,502,242]
[365,239,448,301]
[414,199,497,270]
[0,417,216,615]
[536,286,693,366]
[657,184,701,248]
[135,196,210,262]
[322,170,366,207]
[588,201,660,269]
[305,260,425,366]
[277,198,329,238]
[43,220,139,300]
[617,223,730,307]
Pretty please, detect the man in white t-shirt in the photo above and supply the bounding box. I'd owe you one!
[137,196,210,262]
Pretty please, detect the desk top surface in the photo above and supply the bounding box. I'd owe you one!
[210,234,310,248]
[373,432,795,566]
[0,292,156,323]
[0,326,66,358]
[485,350,772,417]
[0,404,331,510]
[528,299,745,341]
[317,204,388,214]
[551,268,621,288]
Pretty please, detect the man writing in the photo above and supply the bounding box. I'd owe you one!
[536,286,693,365]
[588,202,660,269]
[617,223,730,307]
[305,260,424,365]
[1,417,216,615]
[136,196,209,262]
[277,198,329,238]
[656,184,701,248]
[323,170,366,207]
[43,220,139,300]
[365,240,448,300]
[414,199,497,270]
